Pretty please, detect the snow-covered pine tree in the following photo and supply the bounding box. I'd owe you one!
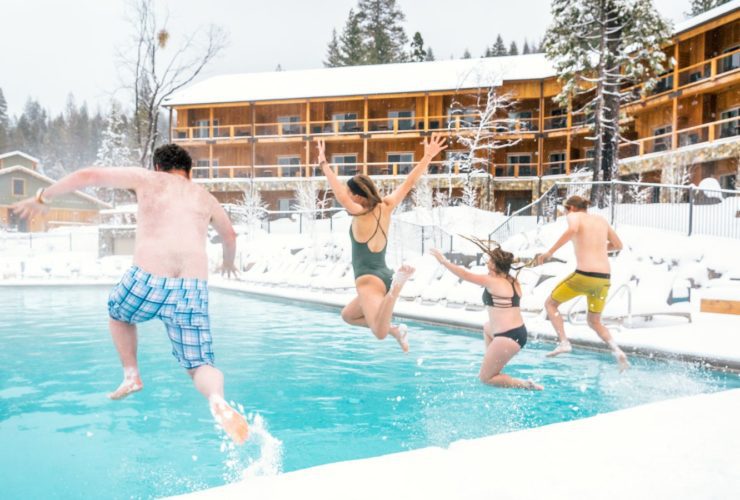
[357,0,409,64]
[96,101,133,168]
[522,40,531,55]
[509,41,519,55]
[544,0,671,186]
[688,0,730,16]
[412,177,433,210]
[462,48,472,59]
[324,29,343,67]
[410,32,427,62]
[339,9,366,65]
[235,185,268,237]
[492,35,507,56]
[425,47,435,61]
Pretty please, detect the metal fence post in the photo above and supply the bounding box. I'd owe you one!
[267,217,271,234]
[688,186,694,236]
[449,234,453,252]
[421,226,425,255]
[330,215,333,233]
[610,181,616,225]
[299,213,303,234]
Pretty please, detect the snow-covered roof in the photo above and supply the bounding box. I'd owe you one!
[674,0,740,36]
[164,54,554,107]
[0,151,40,164]
[0,165,112,208]
[166,1,740,108]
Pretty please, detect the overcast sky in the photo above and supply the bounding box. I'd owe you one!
[1,0,692,117]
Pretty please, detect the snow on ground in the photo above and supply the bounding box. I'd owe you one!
[175,389,740,500]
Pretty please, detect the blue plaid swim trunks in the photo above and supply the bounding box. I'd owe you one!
[108,266,214,369]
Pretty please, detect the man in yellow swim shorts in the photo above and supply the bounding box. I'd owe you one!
[535,195,629,371]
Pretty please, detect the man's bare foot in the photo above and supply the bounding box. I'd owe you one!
[390,324,409,353]
[525,380,544,391]
[108,376,143,400]
[546,340,572,358]
[390,264,415,297]
[209,396,249,445]
[614,350,630,373]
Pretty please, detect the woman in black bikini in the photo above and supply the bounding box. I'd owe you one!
[431,240,543,390]
[316,135,447,352]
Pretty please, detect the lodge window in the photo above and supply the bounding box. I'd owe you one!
[278,156,301,177]
[388,110,415,131]
[719,45,740,74]
[447,107,477,129]
[12,178,26,196]
[548,108,567,130]
[719,173,736,191]
[332,113,359,133]
[496,154,532,177]
[547,152,566,175]
[278,115,301,135]
[194,159,210,178]
[508,110,534,131]
[720,108,739,138]
[387,152,414,175]
[194,119,218,139]
[331,154,358,176]
[653,125,672,152]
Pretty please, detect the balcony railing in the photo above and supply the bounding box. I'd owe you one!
[621,46,740,104]
[619,115,739,159]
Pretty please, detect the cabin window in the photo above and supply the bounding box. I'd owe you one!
[388,110,415,130]
[653,125,672,152]
[547,152,566,175]
[12,178,26,196]
[278,115,301,135]
[332,113,358,133]
[278,156,301,177]
[387,152,414,174]
[331,154,358,176]
[720,108,739,138]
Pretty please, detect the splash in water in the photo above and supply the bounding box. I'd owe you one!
[221,411,283,483]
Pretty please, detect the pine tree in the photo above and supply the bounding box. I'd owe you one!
[339,9,367,65]
[492,35,507,56]
[425,47,435,61]
[544,0,671,183]
[0,88,8,151]
[509,41,519,55]
[462,48,472,59]
[688,0,730,16]
[324,29,343,67]
[356,0,409,64]
[410,32,426,62]
[483,46,493,57]
[96,101,133,168]
[522,39,531,54]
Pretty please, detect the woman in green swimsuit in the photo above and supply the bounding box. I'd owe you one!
[316,135,447,351]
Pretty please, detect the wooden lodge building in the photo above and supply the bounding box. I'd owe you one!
[165,1,740,212]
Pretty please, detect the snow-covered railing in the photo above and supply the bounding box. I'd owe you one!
[489,180,740,241]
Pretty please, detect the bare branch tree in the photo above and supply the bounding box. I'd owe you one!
[120,0,227,168]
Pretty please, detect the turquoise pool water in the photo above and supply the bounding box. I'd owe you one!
[1,286,738,499]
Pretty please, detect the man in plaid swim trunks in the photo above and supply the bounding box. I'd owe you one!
[535,195,629,371]
[12,144,248,444]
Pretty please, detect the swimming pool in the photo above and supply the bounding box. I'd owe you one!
[1,286,738,499]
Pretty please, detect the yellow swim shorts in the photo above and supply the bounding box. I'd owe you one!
[550,270,611,314]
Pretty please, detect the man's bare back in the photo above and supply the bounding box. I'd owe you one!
[134,171,220,280]
[566,211,612,274]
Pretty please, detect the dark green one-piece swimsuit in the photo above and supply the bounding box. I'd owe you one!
[350,206,394,292]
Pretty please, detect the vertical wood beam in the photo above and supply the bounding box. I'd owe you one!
[566,99,573,175]
[250,103,256,180]
[537,81,545,176]
[424,93,429,131]
[364,97,369,134]
[672,43,680,150]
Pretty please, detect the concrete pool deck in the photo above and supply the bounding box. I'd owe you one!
[176,388,740,500]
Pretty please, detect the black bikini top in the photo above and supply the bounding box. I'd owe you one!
[482,280,521,308]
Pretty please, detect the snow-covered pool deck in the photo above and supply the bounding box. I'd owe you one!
[174,389,740,500]
[209,277,740,370]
